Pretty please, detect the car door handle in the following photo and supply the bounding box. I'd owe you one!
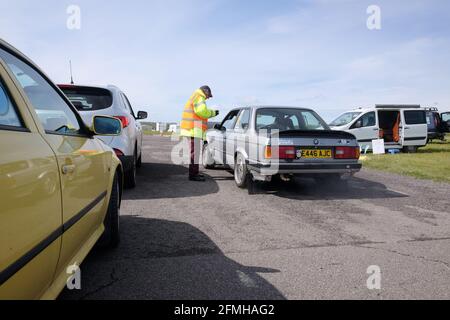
[404,127,410,130]
[61,165,76,175]
[373,128,379,131]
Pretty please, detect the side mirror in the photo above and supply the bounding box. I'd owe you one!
[213,123,225,131]
[137,111,148,120]
[92,116,122,136]
[353,121,362,129]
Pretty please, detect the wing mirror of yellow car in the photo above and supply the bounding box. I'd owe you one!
[91,116,122,136]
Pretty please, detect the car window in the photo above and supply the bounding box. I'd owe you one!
[221,111,239,130]
[441,113,450,122]
[302,112,325,130]
[0,79,23,128]
[426,112,440,128]
[59,86,113,111]
[256,108,328,131]
[256,114,275,128]
[121,93,136,118]
[426,113,432,126]
[234,109,251,130]
[404,110,426,125]
[0,49,81,135]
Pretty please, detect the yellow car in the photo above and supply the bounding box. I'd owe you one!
[0,39,124,299]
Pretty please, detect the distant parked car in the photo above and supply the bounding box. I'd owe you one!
[203,106,361,189]
[58,84,148,188]
[424,108,446,142]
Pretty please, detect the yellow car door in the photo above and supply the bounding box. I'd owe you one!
[0,59,62,299]
[0,46,111,297]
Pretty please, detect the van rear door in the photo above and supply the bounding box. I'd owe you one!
[402,110,428,146]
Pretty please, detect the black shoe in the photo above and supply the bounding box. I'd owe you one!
[189,175,206,182]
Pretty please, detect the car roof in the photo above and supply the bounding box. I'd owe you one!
[347,105,423,113]
[245,106,316,112]
[57,84,121,93]
[348,107,373,112]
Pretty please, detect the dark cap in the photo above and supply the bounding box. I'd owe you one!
[200,85,213,98]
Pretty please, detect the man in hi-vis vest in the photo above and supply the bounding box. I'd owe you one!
[180,86,219,181]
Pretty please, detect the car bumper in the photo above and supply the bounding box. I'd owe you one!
[118,155,134,172]
[248,162,362,175]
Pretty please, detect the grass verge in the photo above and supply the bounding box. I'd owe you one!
[360,135,450,184]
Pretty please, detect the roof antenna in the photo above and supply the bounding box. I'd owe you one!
[69,60,74,84]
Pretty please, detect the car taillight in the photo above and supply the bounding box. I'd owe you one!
[113,148,124,157]
[264,146,272,159]
[114,116,129,128]
[335,146,360,159]
[279,146,296,159]
[264,146,296,159]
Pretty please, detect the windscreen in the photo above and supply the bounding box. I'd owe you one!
[255,108,329,131]
[59,86,113,111]
[329,112,361,127]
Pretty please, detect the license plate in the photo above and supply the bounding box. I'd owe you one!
[297,149,332,159]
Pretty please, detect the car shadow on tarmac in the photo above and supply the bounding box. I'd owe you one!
[123,163,220,200]
[60,217,285,300]
[247,176,409,200]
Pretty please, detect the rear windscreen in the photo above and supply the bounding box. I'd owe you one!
[404,110,426,125]
[59,86,113,111]
[256,108,329,131]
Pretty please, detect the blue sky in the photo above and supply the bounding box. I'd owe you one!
[1,0,450,122]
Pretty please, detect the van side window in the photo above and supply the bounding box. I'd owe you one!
[404,110,426,125]
[0,79,23,129]
[0,49,81,135]
[353,112,376,128]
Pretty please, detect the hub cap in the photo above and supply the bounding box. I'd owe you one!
[235,156,245,184]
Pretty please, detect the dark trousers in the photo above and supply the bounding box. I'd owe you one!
[189,137,201,177]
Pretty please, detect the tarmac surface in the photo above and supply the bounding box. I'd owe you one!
[60,135,450,300]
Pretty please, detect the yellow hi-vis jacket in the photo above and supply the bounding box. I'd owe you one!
[180,89,216,139]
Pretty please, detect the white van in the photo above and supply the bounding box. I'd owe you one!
[329,105,428,152]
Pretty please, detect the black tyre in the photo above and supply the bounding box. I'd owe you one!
[98,172,120,248]
[136,151,142,169]
[202,143,215,169]
[403,146,418,153]
[234,153,249,188]
[124,153,137,189]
